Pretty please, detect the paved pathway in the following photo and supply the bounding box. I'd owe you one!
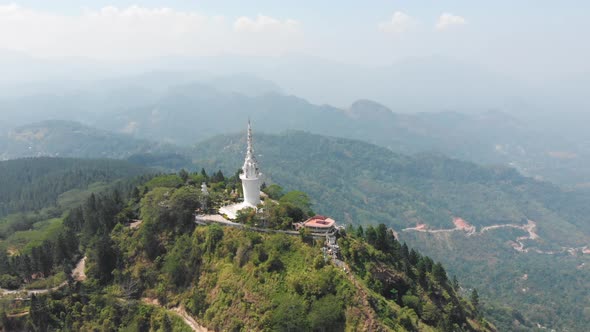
[195,214,329,238]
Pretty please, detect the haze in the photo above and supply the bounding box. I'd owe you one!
[0,1,589,113]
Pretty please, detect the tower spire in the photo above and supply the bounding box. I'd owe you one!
[240,119,262,206]
[247,118,254,159]
[242,120,259,178]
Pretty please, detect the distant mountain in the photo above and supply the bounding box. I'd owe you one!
[80,82,587,186]
[0,62,588,187]
[205,73,283,97]
[0,120,182,160]
[4,52,588,112]
[253,55,530,113]
[3,82,589,186]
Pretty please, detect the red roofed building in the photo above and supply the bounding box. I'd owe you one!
[299,215,336,234]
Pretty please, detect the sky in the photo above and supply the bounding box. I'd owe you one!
[0,1,589,79]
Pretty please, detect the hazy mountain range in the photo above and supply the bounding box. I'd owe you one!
[1,51,589,113]
[1,70,589,186]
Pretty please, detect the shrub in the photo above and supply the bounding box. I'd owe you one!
[0,274,20,289]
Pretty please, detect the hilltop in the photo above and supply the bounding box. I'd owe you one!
[1,172,492,331]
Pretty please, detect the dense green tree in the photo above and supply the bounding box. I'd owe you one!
[308,294,345,331]
[29,294,49,331]
[263,184,285,200]
[205,224,224,254]
[356,225,364,238]
[401,243,410,261]
[279,191,313,216]
[422,302,441,325]
[471,288,480,311]
[90,234,117,284]
[432,262,447,284]
[210,170,225,183]
[270,294,309,331]
[417,259,427,286]
[178,169,189,183]
[365,225,377,246]
[0,157,146,218]
[452,275,460,291]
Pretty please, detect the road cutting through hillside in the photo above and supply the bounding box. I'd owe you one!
[142,297,210,332]
[0,256,86,298]
[401,218,588,255]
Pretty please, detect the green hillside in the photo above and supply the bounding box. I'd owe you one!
[191,131,590,331]
[0,157,148,217]
[2,173,492,331]
[0,157,151,293]
[192,131,589,242]
[2,132,588,330]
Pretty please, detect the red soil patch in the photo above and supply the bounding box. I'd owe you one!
[453,217,471,230]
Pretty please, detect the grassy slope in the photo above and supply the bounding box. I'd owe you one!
[0,218,63,255]
[112,223,488,331]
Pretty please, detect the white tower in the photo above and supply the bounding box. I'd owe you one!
[240,120,262,206]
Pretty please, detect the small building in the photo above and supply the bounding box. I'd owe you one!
[299,215,336,234]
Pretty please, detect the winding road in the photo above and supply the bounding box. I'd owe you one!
[142,297,210,332]
[0,255,86,298]
[401,218,588,255]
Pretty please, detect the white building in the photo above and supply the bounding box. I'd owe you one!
[219,120,262,219]
[240,120,262,206]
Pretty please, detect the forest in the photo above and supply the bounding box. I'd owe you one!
[1,169,492,331]
[0,157,147,217]
[0,158,150,291]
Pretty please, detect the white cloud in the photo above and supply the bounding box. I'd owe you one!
[435,13,467,31]
[0,5,303,59]
[379,11,417,35]
[234,14,299,33]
